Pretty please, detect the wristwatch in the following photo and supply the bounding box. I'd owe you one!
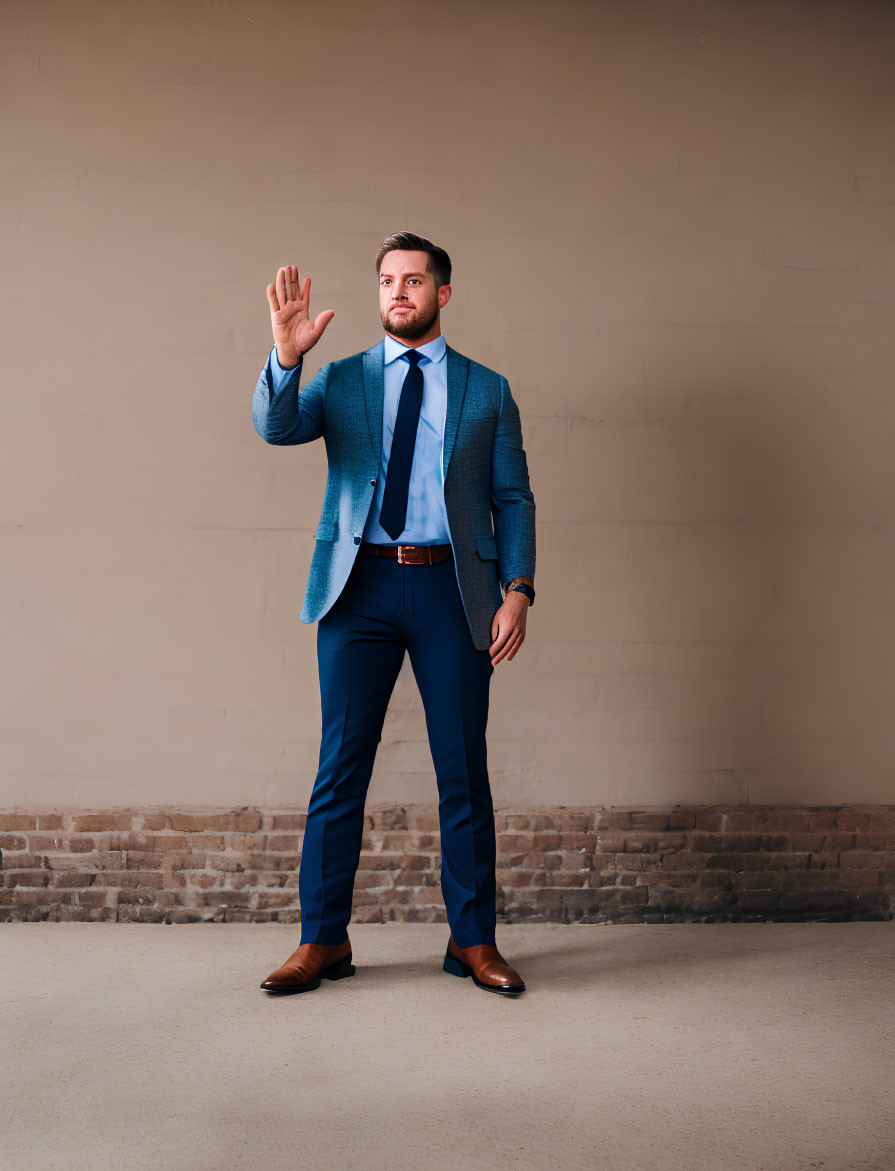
[503,578,535,607]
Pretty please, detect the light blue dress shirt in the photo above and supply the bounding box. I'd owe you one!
[269,333,450,544]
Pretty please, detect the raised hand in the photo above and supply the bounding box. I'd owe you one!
[266,265,335,368]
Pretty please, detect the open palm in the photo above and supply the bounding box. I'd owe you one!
[266,265,335,364]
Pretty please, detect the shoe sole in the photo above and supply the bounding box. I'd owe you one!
[442,949,526,996]
[260,952,356,994]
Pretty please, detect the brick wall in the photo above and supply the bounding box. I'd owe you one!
[1,805,892,924]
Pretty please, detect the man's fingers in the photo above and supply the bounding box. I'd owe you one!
[493,627,524,665]
[270,267,332,343]
[273,266,303,312]
[490,610,527,664]
[490,618,515,655]
[312,309,335,338]
[275,267,288,310]
[505,630,525,661]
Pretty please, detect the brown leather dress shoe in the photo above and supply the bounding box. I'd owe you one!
[260,936,355,994]
[442,935,526,996]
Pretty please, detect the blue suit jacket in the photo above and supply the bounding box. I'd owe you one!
[252,337,536,651]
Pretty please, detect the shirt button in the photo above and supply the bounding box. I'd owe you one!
[370,478,376,486]
[354,535,361,544]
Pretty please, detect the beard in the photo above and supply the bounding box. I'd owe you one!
[381,299,439,339]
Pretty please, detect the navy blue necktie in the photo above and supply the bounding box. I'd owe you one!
[379,349,425,539]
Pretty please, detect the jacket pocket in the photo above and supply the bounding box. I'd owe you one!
[314,518,337,542]
[475,534,499,560]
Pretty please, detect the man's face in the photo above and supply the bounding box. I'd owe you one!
[378,250,448,340]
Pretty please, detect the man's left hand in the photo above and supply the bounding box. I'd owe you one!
[489,592,529,665]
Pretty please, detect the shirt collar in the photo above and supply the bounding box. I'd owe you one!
[383,332,447,366]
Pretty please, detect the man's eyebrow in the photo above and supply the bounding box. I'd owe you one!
[380,272,427,279]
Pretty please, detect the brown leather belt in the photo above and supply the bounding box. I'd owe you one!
[359,539,453,566]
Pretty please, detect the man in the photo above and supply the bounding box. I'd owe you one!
[252,232,536,998]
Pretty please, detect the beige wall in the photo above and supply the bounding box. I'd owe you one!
[1,0,893,809]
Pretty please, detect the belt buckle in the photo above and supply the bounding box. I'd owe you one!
[397,544,424,565]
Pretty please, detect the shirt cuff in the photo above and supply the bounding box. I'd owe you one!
[270,345,302,384]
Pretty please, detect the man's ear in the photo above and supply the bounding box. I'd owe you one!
[438,284,452,309]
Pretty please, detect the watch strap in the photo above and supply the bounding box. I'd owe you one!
[507,582,535,606]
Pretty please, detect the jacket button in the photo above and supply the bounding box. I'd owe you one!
[370,478,376,486]
[354,535,361,544]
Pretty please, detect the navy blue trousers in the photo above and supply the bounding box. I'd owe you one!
[298,547,497,948]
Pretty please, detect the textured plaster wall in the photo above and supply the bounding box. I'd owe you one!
[1,0,893,808]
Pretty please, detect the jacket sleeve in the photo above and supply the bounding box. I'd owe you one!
[490,375,536,585]
[251,345,328,445]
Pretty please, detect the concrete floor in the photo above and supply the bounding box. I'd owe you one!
[1,922,892,1170]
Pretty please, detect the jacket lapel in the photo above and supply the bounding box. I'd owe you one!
[362,338,470,480]
[362,341,385,464]
[442,343,469,478]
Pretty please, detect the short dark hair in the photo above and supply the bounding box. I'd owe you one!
[375,231,452,291]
